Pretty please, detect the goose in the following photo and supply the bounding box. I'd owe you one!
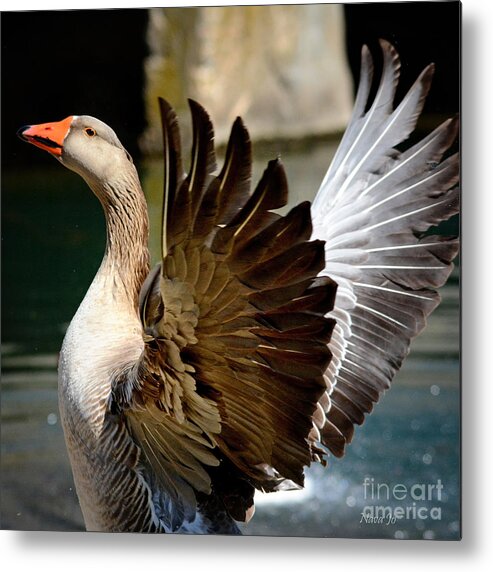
[17,41,459,534]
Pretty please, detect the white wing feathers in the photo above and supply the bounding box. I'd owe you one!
[311,40,459,457]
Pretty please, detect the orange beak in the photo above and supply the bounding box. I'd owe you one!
[17,116,73,156]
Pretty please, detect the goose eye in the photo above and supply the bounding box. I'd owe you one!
[84,127,96,137]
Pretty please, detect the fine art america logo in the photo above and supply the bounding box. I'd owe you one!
[360,477,444,525]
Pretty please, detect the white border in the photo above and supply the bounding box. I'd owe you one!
[2,0,492,570]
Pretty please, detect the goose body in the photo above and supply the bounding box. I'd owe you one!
[18,42,459,533]
[59,256,151,531]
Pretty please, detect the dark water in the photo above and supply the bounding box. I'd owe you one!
[1,142,460,538]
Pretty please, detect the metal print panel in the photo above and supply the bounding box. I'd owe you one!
[1,2,460,539]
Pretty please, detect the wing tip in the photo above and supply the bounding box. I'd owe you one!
[378,37,401,65]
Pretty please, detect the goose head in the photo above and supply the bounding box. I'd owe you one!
[17,115,133,188]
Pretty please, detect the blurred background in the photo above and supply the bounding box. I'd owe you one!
[1,3,460,538]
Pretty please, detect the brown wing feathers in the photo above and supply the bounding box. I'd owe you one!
[136,98,337,521]
[158,98,184,256]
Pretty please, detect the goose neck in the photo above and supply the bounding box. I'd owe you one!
[90,172,150,311]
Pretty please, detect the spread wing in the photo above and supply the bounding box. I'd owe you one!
[115,98,337,529]
[310,40,459,457]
